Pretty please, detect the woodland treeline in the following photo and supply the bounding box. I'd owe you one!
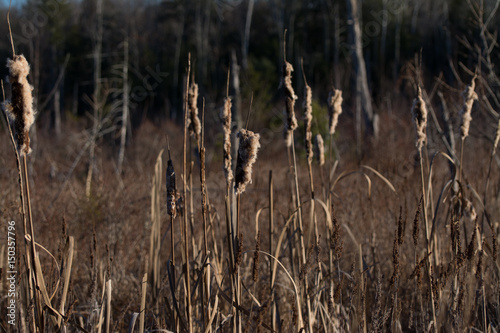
[0,0,498,133]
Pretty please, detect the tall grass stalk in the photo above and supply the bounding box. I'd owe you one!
[412,85,437,332]
[183,53,193,332]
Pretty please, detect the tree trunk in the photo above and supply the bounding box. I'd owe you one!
[86,0,103,198]
[117,37,129,176]
[241,0,255,70]
[172,4,185,120]
[231,50,242,158]
[346,0,376,140]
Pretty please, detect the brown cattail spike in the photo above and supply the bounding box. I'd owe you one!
[328,88,343,135]
[234,129,260,194]
[460,78,477,140]
[166,159,176,218]
[412,86,427,151]
[5,55,35,155]
[303,84,313,165]
[221,97,233,184]
[187,81,201,146]
[314,134,325,166]
[281,61,298,147]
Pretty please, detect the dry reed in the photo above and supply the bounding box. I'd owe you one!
[460,78,477,140]
[328,88,343,135]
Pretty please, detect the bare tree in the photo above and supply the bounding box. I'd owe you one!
[86,0,103,198]
[346,0,377,153]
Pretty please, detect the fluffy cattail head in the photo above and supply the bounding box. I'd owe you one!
[412,86,427,151]
[281,61,298,147]
[328,89,343,135]
[460,79,477,140]
[166,159,176,218]
[187,81,201,145]
[221,97,233,184]
[303,84,313,164]
[234,129,261,194]
[5,54,35,155]
[314,134,325,166]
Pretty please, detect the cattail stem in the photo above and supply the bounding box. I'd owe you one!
[291,133,313,332]
[419,148,437,332]
[268,170,277,331]
[182,54,192,333]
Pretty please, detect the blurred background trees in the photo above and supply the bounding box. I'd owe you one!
[0,0,498,136]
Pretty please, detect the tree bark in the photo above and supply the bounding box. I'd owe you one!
[346,0,376,140]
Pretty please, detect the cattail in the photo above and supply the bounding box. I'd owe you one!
[221,97,233,184]
[460,78,477,140]
[187,81,201,146]
[5,55,35,155]
[234,129,260,194]
[411,86,427,151]
[328,88,343,135]
[281,61,298,147]
[166,159,176,218]
[303,84,313,165]
[314,134,325,166]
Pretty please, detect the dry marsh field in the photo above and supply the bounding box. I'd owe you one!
[2,1,500,333]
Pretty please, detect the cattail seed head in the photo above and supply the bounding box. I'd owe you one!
[166,159,176,218]
[328,89,343,135]
[187,81,201,146]
[460,79,477,140]
[314,134,325,166]
[221,97,233,184]
[281,61,298,147]
[412,86,427,151]
[5,55,35,155]
[234,129,260,194]
[303,84,313,164]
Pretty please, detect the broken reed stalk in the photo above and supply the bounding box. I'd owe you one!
[182,54,193,333]
[411,85,437,332]
[459,77,477,184]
